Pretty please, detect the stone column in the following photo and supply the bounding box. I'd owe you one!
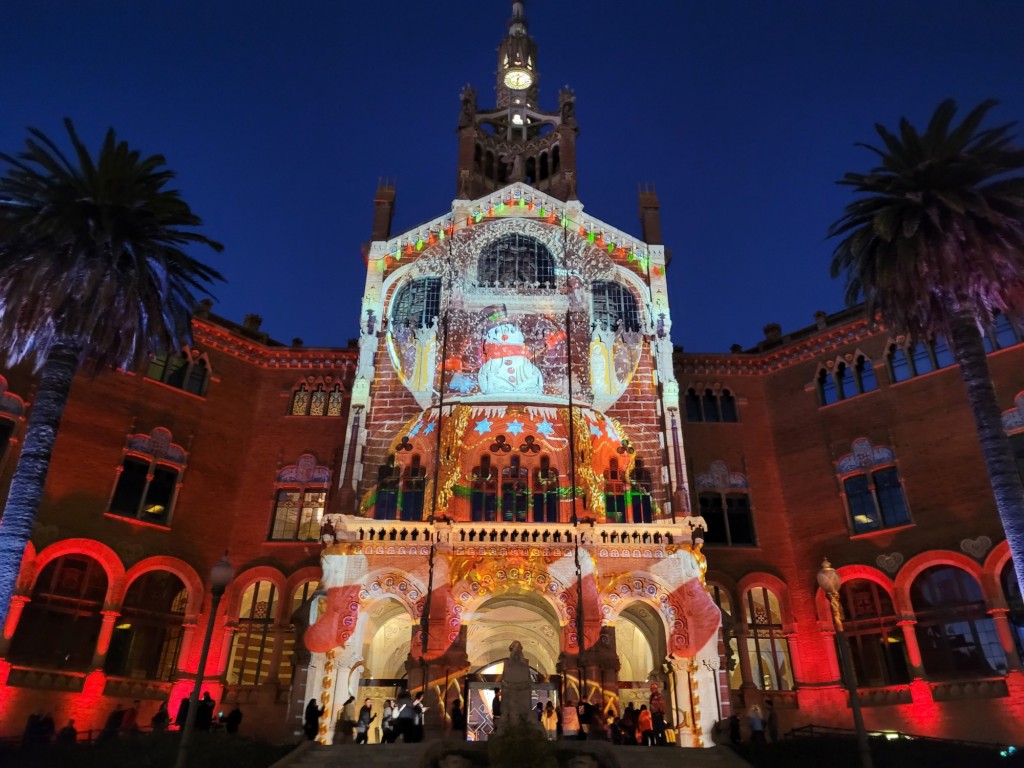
[734,625,755,690]
[0,594,30,657]
[315,620,367,745]
[897,617,926,679]
[989,608,1023,672]
[666,656,697,747]
[91,608,120,668]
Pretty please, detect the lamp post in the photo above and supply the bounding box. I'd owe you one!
[817,558,873,768]
[175,554,234,768]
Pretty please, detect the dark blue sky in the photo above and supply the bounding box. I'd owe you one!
[3,2,1022,352]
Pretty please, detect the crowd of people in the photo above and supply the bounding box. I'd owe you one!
[17,692,243,749]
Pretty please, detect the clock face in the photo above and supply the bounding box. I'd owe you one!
[503,68,533,90]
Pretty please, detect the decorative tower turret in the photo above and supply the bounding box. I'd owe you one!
[456,1,579,201]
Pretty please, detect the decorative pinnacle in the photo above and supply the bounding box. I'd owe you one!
[509,1,527,35]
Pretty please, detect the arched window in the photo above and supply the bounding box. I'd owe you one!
[591,281,641,333]
[9,554,107,670]
[628,457,653,524]
[471,455,498,522]
[838,579,909,687]
[401,455,427,521]
[227,581,279,686]
[270,455,330,541]
[146,349,210,396]
[696,460,755,546]
[375,454,401,520]
[685,388,702,422]
[391,277,441,330]
[603,458,627,523]
[742,587,793,691]
[477,234,555,289]
[291,382,344,417]
[1001,561,1024,665]
[105,571,186,681]
[686,387,739,422]
[280,579,320,687]
[501,455,529,523]
[855,355,877,393]
[911,566,1006,679]
[532,455,559,523]
[842,467,910,534]
[708,584,740,690]
[818,368,838,405]
[109,428,186,527]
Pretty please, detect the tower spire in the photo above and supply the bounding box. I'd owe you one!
[496,0,538,109]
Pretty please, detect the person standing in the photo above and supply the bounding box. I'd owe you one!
[411,692,427,743]
[196,692,215,732]
[561,700,579,740]
[381,699,396,743]
[303,698,323,741]
[648,683,666,746]
[151,702,170,732]
[55,719,77,746]
[576,695,593,740]
[638,705,654,746]
[394,690,415,743]
[356,698,376,744]
[449,699,466,739]
[541,701,558,741]
[99,704,124,742]
[765,699,779,743]
[747,706,766,743]
[121,700,140,735]
[225,705,243,734]
[174,697,189,730]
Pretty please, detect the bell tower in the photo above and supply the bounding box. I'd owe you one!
[455,1,579,202]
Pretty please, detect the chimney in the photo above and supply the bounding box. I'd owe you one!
[730,344,743,354]
[763,323,782,342]
[243,314,263,332]
[292,338,304,347]
[638,183,663,246]
[371,178,397,241]
[814,310,828,330]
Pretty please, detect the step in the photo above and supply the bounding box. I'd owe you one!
[276,741,752,768]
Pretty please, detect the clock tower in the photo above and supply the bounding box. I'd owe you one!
[456,1,579,201]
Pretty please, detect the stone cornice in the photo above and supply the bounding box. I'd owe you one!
[677,316,880,377]
[193,318,356,371]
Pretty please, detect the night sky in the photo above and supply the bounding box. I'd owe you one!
[2,2,1022,352]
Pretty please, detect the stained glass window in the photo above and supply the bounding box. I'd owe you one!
[327,387,344,416]
[743,587,793,691]
[291,386,310,415]
[270,489,325,541]
[310,386,326,416]
[478,234,555,289]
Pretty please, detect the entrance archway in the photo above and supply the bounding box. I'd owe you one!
[467,593,561,673]
[615,602,668,711]
[464,593,562,741]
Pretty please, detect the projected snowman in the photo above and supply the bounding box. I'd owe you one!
[477,307,544,395]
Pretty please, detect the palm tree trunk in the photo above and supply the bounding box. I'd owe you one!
[0,341,80,629]
[948,311,1024,591]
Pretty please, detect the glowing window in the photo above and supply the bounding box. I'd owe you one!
[228,581,279,687]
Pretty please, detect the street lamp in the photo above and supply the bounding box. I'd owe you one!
[175,554,235,768]
[817,558,873,768]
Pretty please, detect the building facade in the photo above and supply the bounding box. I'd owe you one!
[0,0,1023,750]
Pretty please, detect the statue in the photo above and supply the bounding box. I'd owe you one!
[508,640,525,662]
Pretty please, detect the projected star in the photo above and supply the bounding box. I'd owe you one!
[474,418,493,435]
[507,420,524,435]
[536,420,554,436]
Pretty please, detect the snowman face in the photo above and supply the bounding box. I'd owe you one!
[486,322,525,345]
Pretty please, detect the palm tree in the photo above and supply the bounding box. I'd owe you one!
[0,119,223,627]
[829,99,1024,589]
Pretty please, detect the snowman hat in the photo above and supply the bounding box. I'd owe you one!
[480,303,510,329]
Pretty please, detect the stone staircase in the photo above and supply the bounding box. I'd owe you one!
[274,741,753,767]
